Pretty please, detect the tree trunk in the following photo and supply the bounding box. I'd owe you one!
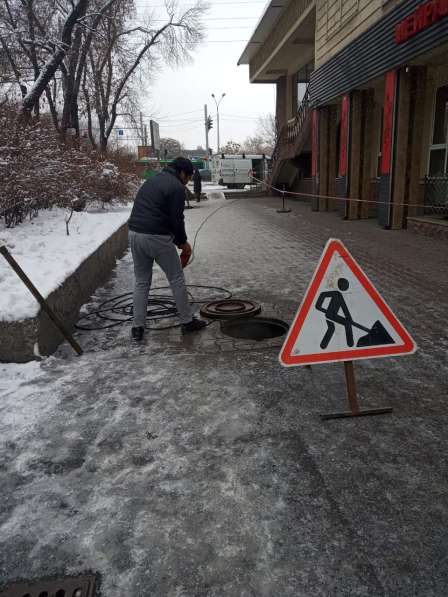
[45,86,60,131]
[82,79,97,149]
[19,0,89,123]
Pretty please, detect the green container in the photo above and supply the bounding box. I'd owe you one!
[142,169,158,180]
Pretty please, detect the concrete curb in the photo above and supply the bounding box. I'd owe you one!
[0,223,129,363]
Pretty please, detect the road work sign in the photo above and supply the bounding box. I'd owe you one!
[279,239,417,367]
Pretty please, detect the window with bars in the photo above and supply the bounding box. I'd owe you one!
[428,85,448,176]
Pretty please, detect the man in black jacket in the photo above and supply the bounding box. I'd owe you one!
[193,167,202,202]
[128,157,207,341]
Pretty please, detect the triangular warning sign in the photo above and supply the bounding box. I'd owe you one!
[279,239,417,367]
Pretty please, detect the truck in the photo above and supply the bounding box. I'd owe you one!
[211,154,268,189]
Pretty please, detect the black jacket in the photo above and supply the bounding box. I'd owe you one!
[193,169,202,194]
[128,167,187,245]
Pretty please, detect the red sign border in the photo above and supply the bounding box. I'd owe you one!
[279,239,417,367]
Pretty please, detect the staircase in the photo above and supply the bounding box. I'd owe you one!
[269,84,311,188]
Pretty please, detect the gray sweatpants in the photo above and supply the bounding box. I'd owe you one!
[129,230,192,327]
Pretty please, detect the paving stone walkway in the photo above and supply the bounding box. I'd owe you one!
[1,195,447,597]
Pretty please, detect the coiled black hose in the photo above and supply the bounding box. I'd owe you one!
[75,285,232,331]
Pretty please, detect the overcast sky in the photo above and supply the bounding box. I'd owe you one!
[134,0,276,151]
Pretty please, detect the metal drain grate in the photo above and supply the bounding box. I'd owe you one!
[0,574,96,597]
[221,317,289,341]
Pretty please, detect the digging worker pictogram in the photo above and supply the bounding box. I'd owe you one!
[315,278,355,349]
[315,276,395,350]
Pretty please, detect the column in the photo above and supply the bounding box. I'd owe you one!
[391,68,412,229]
[327,105,338,211]
[276,77,287,132]
[311,109,319,211]
[347,90,363,220]
[378,70,398,228]
[407,67,427,218]
[318,107,330,211]
[360,90,376,219]
[337,94,350,218]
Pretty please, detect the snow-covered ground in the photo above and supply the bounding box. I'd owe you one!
[0,186,232,324]
[0,205,131,322]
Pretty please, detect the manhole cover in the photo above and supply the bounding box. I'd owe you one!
[0,574,96,597]
[221,317,289,341]
[200,299,261,320]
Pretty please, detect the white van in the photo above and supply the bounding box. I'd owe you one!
[211,155,267,189]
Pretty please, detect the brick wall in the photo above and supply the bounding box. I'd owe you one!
[315,0,402,68]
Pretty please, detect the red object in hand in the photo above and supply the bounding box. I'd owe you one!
[180,250,190,269]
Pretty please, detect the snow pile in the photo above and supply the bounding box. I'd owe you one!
[207,191,226,201]
[0,206,131,321]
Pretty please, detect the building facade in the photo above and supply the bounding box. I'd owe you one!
[239,0,448,233]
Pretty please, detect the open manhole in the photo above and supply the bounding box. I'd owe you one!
[0,574,96,597]
[221,317,289,341]
[200,299,261,320]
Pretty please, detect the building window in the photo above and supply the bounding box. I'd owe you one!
[428,84,448,176]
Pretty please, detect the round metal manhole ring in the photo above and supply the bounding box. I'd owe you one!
[212,300,247,313]
[200,299,262,320]
[221,317,289,341]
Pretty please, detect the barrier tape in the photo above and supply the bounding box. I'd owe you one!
[249,175,448,211]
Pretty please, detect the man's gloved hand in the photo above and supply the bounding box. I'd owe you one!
[178,242,192,256]
[178,242,192,268]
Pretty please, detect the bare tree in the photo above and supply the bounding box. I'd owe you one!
[159,137,184,157]
[59,0,122,141]
[220,140,241,155]
[242,134,272,155]
[18,0,90,122]
[84,0,207,152]
[256,113,277,148]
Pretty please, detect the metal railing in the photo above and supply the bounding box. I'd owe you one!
[287,85,311,143]
[422,176,448,217]
[270,84,311,182]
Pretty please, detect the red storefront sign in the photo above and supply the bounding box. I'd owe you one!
[339,95,349,178]
[311,110,318,177]
[381,71,397,176]
[395,0,448,44]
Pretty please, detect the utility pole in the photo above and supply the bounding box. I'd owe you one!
[139,112,145,145]
[204,104,209,159]
[211,92,226,153]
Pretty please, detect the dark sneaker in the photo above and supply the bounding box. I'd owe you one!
[131,326,144,341]
[181,318,207,335]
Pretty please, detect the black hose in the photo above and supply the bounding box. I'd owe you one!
[77,194,251,332]
[76,285,232,331]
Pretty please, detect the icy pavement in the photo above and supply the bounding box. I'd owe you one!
[1,195,448,596]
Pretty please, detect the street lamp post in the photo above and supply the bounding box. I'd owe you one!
[211,92,226,153]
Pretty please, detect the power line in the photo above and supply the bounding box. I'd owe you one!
[149,16,258,20]
[141,109,203,118]
[201,39,251,42]
[136,1,264,5]
[204,26,253,29]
